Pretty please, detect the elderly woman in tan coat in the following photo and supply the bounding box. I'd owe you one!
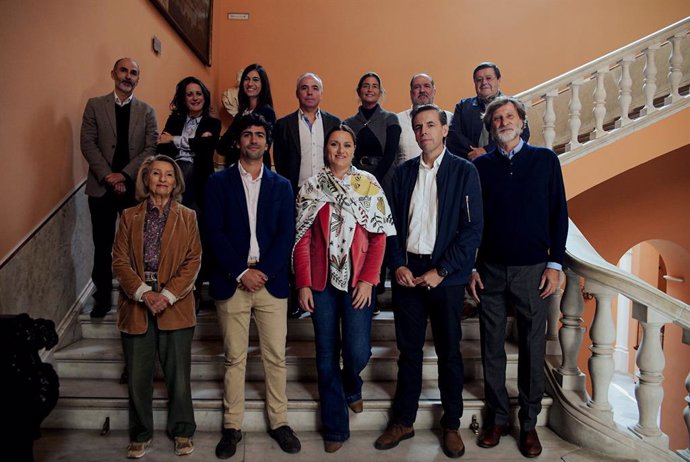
[112,154,201,459]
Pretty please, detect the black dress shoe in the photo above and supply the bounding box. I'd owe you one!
[268,425,301,454]
[90,304,110,318]
[216,428,242,459]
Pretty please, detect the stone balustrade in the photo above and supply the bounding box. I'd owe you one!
[514,17,690,161]
[548,219,690,461]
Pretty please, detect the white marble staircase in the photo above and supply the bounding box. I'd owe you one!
[44,292,552,435]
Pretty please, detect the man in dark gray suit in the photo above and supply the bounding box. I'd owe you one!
[273,72,341,194]
[80,57,158,318]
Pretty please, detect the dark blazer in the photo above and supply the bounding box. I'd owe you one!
[387,150,483,286]
[446,95,530,159]
[273,109,341,193]
[216,104,276,167]
[80,93,158,197]
[157,114,221,209]
[205,164,295,300]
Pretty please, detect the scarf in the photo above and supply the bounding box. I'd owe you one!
[294,166,396,291]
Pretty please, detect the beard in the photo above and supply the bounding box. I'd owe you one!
[493,123,523,144]
[242,150,265,162]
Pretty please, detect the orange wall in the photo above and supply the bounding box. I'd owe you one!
[2,0,688,262]
[568,146,690,449]
[212,0,689,123]
[0,0,217,262]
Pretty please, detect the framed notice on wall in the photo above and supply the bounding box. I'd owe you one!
[150,0,213,66]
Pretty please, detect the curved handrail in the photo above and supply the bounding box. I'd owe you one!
[516,17,690,103]
[564,219,690,328]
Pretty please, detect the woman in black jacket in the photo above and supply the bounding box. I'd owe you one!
[157,76,220,211]
[217,63,276,167]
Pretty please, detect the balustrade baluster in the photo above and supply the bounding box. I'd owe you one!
[546,270,565,355]
[592,68,609,139]
[678,371,690,460]
[665,33,684,105]
[641,44,661,116]
[543,90,558,149]
[630,302,670,448]
[566,80,583,151]
[615,56,634,128]
[585,282,615,422]
[555,269,586,392]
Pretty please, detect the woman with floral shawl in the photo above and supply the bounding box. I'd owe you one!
[292,124,395,453]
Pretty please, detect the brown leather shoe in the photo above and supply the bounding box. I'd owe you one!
[442,428,465,458]
[348,399,363,413]
[477,424,510,448]
[324,441,343,453]
[374,423,415,450]
[519,429,542,458]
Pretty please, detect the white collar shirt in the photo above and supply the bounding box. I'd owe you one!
[114,92,133,107]
[406,150,445,255]
[297,108,325,188]
[238,161,264,263]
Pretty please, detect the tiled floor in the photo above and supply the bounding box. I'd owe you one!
[33,427,626,462]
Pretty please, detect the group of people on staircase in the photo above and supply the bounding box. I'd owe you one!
[81,57,567,459]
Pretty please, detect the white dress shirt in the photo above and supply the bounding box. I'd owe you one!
[238,161,263,264]
[406,150,445,254]
[113,91,133,107]
[297,108,325,188]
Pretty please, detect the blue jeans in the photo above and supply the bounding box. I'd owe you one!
[311,283,373,442]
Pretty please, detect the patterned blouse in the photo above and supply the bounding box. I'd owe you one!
[143,198,171,272]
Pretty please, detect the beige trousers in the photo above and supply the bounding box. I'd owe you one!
[216,287,288,430]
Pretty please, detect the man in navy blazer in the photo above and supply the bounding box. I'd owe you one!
[80,57,158,318]
[375,105,483,458]
[273,72,341,194]
[446,62,529,160]
[205,113,301,458]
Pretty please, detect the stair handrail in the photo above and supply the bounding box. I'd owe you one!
[516,16,690,104]
[564,219,690,328]
[548,218,690,461]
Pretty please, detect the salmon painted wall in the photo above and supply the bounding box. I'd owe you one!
[2,0,688,261]
[0,0,218,262]
[568,146,690,449]
[212,0,689,124]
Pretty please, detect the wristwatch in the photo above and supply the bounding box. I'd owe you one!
[436,266,449,278]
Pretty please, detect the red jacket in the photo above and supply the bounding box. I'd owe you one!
[294,204,386,291]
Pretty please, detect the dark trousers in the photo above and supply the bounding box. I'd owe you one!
[121,312,196,441]
[478,262,548,431]
[178,160,196,210]
[390,256,465,430]
[88,191,136,306]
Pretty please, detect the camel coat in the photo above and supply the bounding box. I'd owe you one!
[113,199,201,334]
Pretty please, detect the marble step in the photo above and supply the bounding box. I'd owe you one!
[79,310,505,342]
[45,377,551,432]
[53,337,519,382]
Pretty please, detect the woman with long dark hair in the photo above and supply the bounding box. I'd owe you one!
[217,63,276,167]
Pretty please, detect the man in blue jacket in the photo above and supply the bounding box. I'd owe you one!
[375,105,483,458]
[446,62,530,160]
[470,96,568,458]
[205,113,301,459]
